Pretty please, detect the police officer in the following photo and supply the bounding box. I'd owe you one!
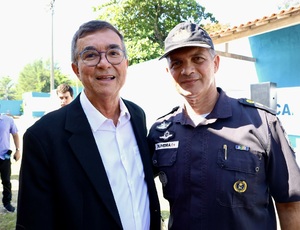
[147,21,300,230]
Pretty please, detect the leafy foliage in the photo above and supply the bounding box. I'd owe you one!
[278,0,300,9]
[0,76,17,100]
[94,0,218,65]
[18,59,50,93]
[16,59,72,98]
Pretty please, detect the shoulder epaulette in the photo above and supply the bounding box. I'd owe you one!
[238,98,276,115]
[156,106,180,120]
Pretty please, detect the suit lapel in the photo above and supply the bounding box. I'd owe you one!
[65,97,122,228]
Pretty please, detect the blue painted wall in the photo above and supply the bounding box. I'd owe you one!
[0,100,22,116]
[249,24,300,88]
[0,86,83,117]
[249,25,300,150]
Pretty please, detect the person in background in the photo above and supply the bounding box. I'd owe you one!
[56,83,74,107]
[0,113,20,213]
[147,21,300,230]
[16,20,161,229]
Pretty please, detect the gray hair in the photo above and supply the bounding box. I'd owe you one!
[71,20,127,64]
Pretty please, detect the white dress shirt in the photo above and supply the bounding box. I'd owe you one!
[80,91,150,230]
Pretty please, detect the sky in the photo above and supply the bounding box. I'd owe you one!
[201,0,282,25]
[0,0,101,80]
[0,0,283,80]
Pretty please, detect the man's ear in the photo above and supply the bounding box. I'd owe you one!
[214,55,220,73]
[71,63,80,77]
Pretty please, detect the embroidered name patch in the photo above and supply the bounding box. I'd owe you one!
[155,141,179,150]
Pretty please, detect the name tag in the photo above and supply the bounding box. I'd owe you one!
[155,141,179,150]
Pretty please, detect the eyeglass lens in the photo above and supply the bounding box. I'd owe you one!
[80,48,124,66]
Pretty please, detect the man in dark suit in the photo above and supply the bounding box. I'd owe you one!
[16,20,161,230]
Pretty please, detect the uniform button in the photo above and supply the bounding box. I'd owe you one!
[255,167,259,172]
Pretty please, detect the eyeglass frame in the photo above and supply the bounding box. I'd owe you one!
[78,47,126,66]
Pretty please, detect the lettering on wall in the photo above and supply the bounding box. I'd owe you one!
[277,104,292,116]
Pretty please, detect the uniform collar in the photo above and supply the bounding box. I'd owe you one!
[174,87,232,126]
[206,87,232,120]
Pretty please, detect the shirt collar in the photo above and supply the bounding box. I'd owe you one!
[80,91,130,132]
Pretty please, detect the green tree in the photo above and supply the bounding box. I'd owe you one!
[94,0,218,64]
[17,59,72,98]
[204,23,230,35]
[0,76,17,100]
[278,0,300,9]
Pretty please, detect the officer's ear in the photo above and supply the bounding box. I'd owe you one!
[213,55,220,73]
[165,58,171,74]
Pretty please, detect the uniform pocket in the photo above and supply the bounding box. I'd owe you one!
[153,148,177,167]
[216,146,263,208]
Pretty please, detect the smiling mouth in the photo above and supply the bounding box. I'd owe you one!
[96,76,116,80]
[182,79,198,84]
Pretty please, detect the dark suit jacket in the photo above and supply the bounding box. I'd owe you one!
[16,96,161,230]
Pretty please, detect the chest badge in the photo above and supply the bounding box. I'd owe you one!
[233,180,247,193]
[159,130,174,141]
[156,121,172,131]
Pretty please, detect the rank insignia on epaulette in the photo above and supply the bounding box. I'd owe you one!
[156,121,172,131]
[238,98,276,115]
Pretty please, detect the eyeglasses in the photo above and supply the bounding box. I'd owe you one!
[79,48,125,66]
